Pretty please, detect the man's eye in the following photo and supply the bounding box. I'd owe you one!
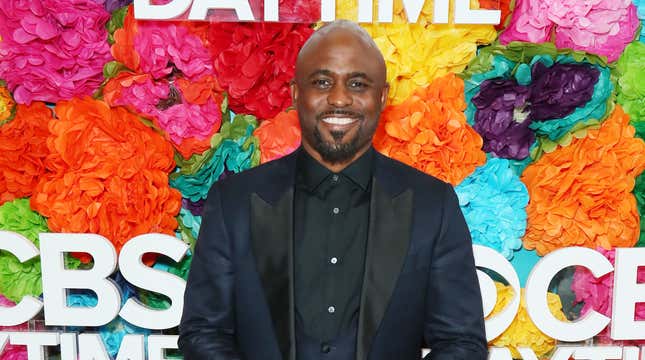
[349,80,367,89]
[312,79,331,88]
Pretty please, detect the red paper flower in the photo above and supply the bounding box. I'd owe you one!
[208,22,314,120]
[0,102,52,205]
[30,97,181,262]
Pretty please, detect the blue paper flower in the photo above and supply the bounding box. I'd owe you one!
[455,158,529,259]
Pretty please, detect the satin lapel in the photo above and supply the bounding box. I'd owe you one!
[356,178,413,360]
[250,190,295,360]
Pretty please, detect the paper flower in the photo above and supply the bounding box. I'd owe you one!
[177,208,201,250]
[636,166,645,247]
[208,22,314,119]
[614,42,645,123]
[254,109,301,163]
[479,0,514,31]
[0,295,28,360]
[455,158,529,259]
[0,0,113,104]
[521,106,645,255]
[170,114,261,201]
[637,0,645,42]
[103,72,224,159]
[0,83,16,126]
[0,103,52,206]
[463,43,612,161]
[104,0,132,13]
[500,0,640,62]
[374,73,486,185]
[471,78,533,159]
[30,97,181,263]
[488,282,566,358]
[571,248,645,345]
[0,199,48,303]
[332,0,497,105]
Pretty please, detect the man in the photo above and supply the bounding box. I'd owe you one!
[179,20,487,360]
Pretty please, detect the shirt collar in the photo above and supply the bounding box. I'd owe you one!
[296,146,374,192]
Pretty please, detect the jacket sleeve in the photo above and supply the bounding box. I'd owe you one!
[423,184,488,360]
[179,184,243,360]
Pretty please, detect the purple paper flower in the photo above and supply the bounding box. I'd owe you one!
[472,79,534,159]
[104,0,132,12]
[0,0,113,104]
[529,62,600,121]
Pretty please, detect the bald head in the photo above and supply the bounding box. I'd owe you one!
[295,20,386,82]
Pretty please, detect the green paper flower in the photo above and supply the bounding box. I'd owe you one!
[615,42,645,123]
[0,198,48,302]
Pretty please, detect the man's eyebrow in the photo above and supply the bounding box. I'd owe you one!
[307,70,374,82]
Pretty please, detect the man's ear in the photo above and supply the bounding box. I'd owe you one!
[290,79,298,104]
[380,82,390,110]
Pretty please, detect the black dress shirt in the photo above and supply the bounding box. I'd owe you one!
[294,147,373,342]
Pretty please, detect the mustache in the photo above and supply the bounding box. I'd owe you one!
[316,110,363,121]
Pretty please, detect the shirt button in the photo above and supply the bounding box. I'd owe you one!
[330,257,338,264]
[321,343,331,353]
[327,306,335,314]
[332,207,340,214]
[331,174,339,182]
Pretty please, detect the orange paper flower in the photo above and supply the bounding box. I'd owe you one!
[0,102,52,205]
[522,105,645,255]
[110,5,140,72]
[254,109,301,163]
[31,97,181,262]
[374,73,486,185]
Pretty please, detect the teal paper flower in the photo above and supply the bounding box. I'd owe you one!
[455,158,529,259]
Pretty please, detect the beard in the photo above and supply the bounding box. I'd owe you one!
[312,125,362,164]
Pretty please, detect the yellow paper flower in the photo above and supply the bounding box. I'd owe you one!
[0,83,16,125]
[335,0,497,104]
[488,282,567,358]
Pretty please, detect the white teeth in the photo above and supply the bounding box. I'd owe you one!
[322,117,357,125]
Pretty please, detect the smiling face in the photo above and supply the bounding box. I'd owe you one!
[291,23,389,170]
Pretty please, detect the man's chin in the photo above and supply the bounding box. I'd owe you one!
[314,141,360,164]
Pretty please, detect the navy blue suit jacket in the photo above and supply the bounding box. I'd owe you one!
[178,148,487,360]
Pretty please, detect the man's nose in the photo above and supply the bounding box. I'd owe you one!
[327,84,352,107]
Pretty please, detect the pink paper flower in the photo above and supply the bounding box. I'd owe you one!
[0,295,28,360]
[501,0,639,62]
[0,0,113,104]
[499,0,553,44]
[133,20,214,81]
[571,248,645,345]
[103,72,223,157]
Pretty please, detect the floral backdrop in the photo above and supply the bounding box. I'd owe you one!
[1,0,644,358]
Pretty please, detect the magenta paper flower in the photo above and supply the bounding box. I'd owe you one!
[571,248,645,345]
[134,21,214,81]
[0,295,28,360]
[0,0,113,104]
[104,72,222,148]
[501,0,640,62]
